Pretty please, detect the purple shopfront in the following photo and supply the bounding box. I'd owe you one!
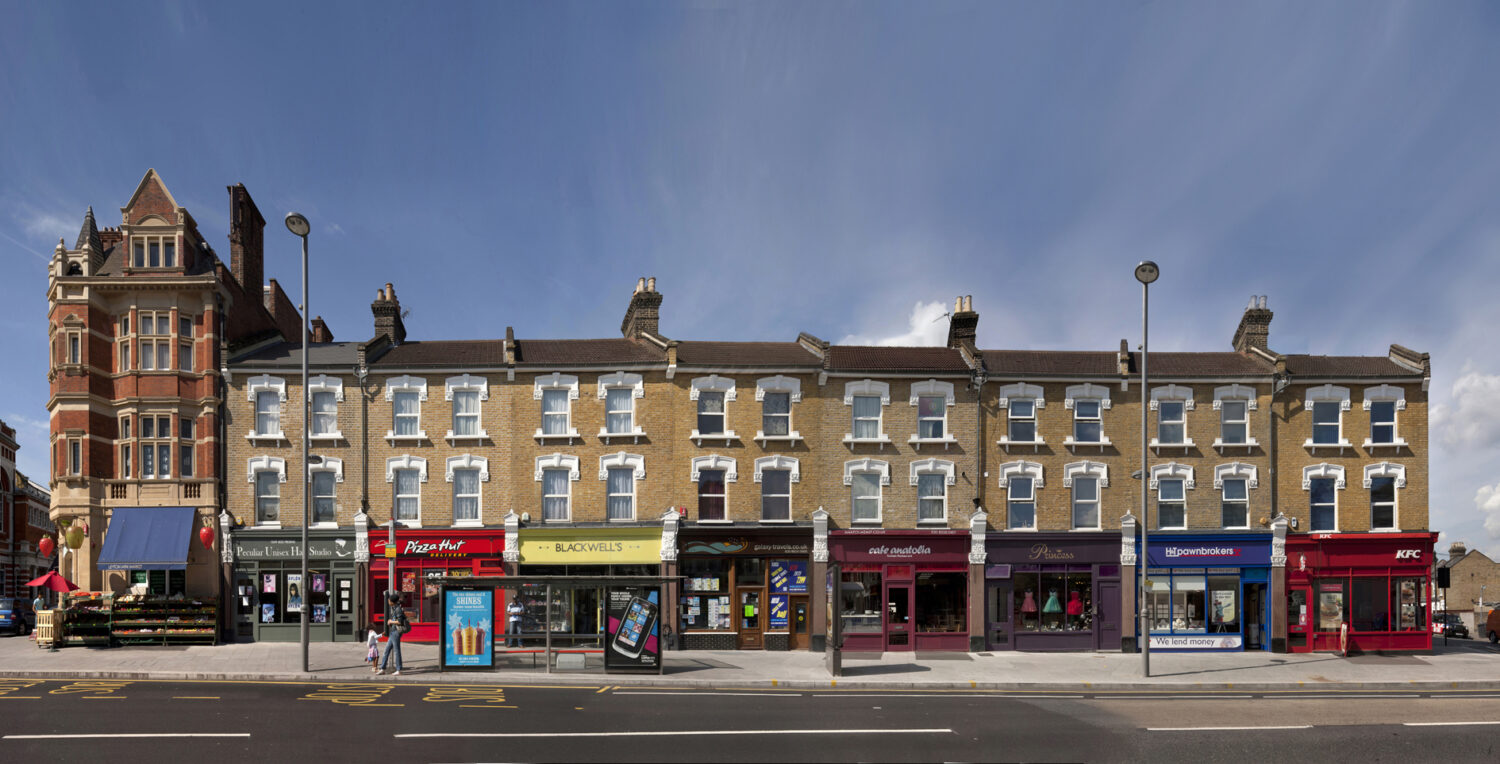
[832,530,970,652]
[984,533,1124,651]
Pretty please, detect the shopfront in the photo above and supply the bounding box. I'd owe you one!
[231,530,360,642]
[514,527,663,648]
[677,529,813,651]
[1286,532,1436,653]
[985,533,1123,652]
[370,529,506,642]
[832,530,970,652]
[1141,533,1273,652]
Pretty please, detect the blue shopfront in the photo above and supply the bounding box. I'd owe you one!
[1141,533,1273,652]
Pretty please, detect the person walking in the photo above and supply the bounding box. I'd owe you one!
[506,597,525,648]
[380,593,408,675]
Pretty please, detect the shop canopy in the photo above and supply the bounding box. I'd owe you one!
[97,506,195,571]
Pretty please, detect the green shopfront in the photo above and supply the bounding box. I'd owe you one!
[230,530,362,642]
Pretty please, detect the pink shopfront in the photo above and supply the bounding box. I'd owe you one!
[832,530,971,652]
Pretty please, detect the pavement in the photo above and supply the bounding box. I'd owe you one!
[2,633,1498,691]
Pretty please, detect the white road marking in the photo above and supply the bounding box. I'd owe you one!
[397,728,953,739]
[813,693,1084,699]
[1148,725,1312,732]
[1402,721,1500,727]
[613,691,802,697]
[5,733,251,740]
[1269,694,1416,700]
[1095,695,1254,700]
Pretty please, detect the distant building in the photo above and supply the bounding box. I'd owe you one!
[1438,542,1500,634]
[0,419,52,596]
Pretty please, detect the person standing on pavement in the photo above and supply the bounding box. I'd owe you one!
[380,593,408,675]
[365,624,382,672]
[506,597,525,648]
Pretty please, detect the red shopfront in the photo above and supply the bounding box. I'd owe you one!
[370,529,507,642]
[832,530,971,652]
[1286,532,1437,653]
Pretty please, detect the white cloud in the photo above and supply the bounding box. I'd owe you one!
[1431,368,1500,450]
[22,210,74,241]
[325,223,346,236]
[1477,482,1500,541]
[839,300,950,346]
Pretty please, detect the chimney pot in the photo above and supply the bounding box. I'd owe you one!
[965,295,973,312]
[647,276,656,292]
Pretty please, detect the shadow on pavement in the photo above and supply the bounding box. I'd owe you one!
[840,663,933,676]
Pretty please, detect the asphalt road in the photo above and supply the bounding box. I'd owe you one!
[3,678,1500,762]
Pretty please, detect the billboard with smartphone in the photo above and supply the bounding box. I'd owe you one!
[605,586,661,673]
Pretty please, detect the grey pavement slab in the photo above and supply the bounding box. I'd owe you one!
[1,634,1498,691]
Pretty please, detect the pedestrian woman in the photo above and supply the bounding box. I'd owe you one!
[380,592,408,675]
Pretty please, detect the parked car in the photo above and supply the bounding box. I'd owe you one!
[0,598,35,636]
[1487,609,1500,645]
[1433,613,1469,639]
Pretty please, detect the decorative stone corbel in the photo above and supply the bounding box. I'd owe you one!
[1119,512,1138,567]
[353,510,370,563]
[660,507,681,562]
[1270,514,1289,568]
[812,507,830,563]
[968,509,987,565]
[218,510,235,565]
[504,511,520,563]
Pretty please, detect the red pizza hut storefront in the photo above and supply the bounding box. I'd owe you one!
[1285,532,1437,653]
[832,530,971,652]
[370,529,506,642]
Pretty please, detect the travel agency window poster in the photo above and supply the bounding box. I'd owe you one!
[605,587,662,673]
[441,586,495,670]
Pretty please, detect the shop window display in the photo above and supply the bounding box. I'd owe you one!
[255,569,331,624]
[1350,578,1390,632]
[1207,575,1239,632]
[1317,580,1347,632]
[1394,578,1425,631]
[840,571,884,633]
[1012,570,1092,632]
[680,558,732,631]
[1146,569,1217,634]
[914,572,967,633]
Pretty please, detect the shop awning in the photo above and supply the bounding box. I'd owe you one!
[97,506,196,571]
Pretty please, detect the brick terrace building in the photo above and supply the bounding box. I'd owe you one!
[1,420,54,599]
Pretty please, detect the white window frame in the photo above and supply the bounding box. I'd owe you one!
[1148,463,1191,530]
[689,375,739,444]
[597,372,646,443]
[529,372,581,442]
[386,455,428,528]
[1214,462,1257,530]
[908,379,958,449]
[1362,385,1408,449]
[1212,384,1259,450]
[446,454,489,527]
[1363,462,1405,532]
[692,455,736,524]
[845,458,889,525]
[1302,463,1345,532]
[384,375,429,443]
[138,414,174,480]
[306,374,344,440]
[753,455,800,526]
[443,374,490,443]
[754,375,803,444]
[842,379,892,447]
[599,452,645,522]
[1064,383,1112,448]
[1070,476,1102,531]
[909,458,955,525]
[1149,384,1196,450]
[309,457,343,527]
[1303,384,1353,451]
[534,454,580,523]
[997,383,1046,449]
[130,234,177,269]
[246,375,287,441]
[999,460,1044,531]
[247,456,287,528]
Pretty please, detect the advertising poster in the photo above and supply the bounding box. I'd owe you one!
[604,586,661,673]
[769,594,789,630]
[286,573,304,613]
[441,586,495,670]
[770,560,808,593]
[1211,590,1236,624]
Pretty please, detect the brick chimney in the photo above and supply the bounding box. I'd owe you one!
[310,316,334,343]
[372,283,406,345]
[946,295,978,349]
[227,184,265,295]
[1231,295,1273,353]
[620,276,663,340]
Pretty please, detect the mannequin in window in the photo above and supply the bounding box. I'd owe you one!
[1067,590,1085,630]
[1042,588,1062,630]
[1020,590,1038,629]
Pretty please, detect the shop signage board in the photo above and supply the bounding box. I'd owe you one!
[1150,634,1242,649]
[441,586,495,670]
[680,537,813,556]
[1145,537,1272,567]
[603,586,662,673]
[234,536,355,560]
[832,530,970,564]
[519,528,662,565]
[371,531,501,560]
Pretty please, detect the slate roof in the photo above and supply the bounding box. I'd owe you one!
[1127,351,1273,376]
[982,350,1120,377]
[1283,355,1420,378]
[827,345,971,373]
[380,340,509,367]
[230,341,362,367]
[75,207,103,252]
[514,338,665,366]
[674,341,821,368]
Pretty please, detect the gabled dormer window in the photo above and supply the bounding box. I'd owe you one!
[131,235,177,269]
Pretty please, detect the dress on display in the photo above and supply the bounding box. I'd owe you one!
[1067,591,1084,616]
[1021,591,1038,613]
[1042,589,1062,614]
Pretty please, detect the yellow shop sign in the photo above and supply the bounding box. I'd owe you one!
[518,528,662,565]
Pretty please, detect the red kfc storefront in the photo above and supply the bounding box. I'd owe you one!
[370,529,506,642]
[832,530,972,652]
[1285,532,1437,653]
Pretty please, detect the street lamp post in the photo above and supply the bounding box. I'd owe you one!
[285,212,311,673]
[1135,260,1159,678]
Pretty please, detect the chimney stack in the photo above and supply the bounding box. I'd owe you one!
[946,294,979,349]
[1448,541,1467,559]
[372,282,407,345]
[227,184,265,296]
[310,316,334,343]
[1232,295,1273,353]
[621,276,663,340]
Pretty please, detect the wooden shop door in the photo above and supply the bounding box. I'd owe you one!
[737,588,764,649]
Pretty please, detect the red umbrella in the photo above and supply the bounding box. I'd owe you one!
[26,571,80,593]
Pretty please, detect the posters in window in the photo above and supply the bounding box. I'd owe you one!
[1211,590,1235,624]
[604,586,660,673]
[287,573,304,613]
[442,587,494,670]
[769,594,789,629]
[770,560,808,593]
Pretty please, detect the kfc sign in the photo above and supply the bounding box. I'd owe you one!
[1395,549,1422,560]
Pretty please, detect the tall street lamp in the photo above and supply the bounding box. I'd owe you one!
[1135,260,1159,677]
[285,211,311,673]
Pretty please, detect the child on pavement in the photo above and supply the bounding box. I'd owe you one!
[365,624,381,672]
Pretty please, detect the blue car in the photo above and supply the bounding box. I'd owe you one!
[0,597,35,636]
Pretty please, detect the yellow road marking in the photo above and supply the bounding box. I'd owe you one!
[596,686,610,693]
[459,705,517,708]
[81,696,126,700]
[173,696,220,700]
[0,697,41,700]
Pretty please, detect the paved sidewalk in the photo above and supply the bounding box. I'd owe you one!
[2,634,1497,691]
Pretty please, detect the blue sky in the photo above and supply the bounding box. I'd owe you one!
[3,1,1498,557]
